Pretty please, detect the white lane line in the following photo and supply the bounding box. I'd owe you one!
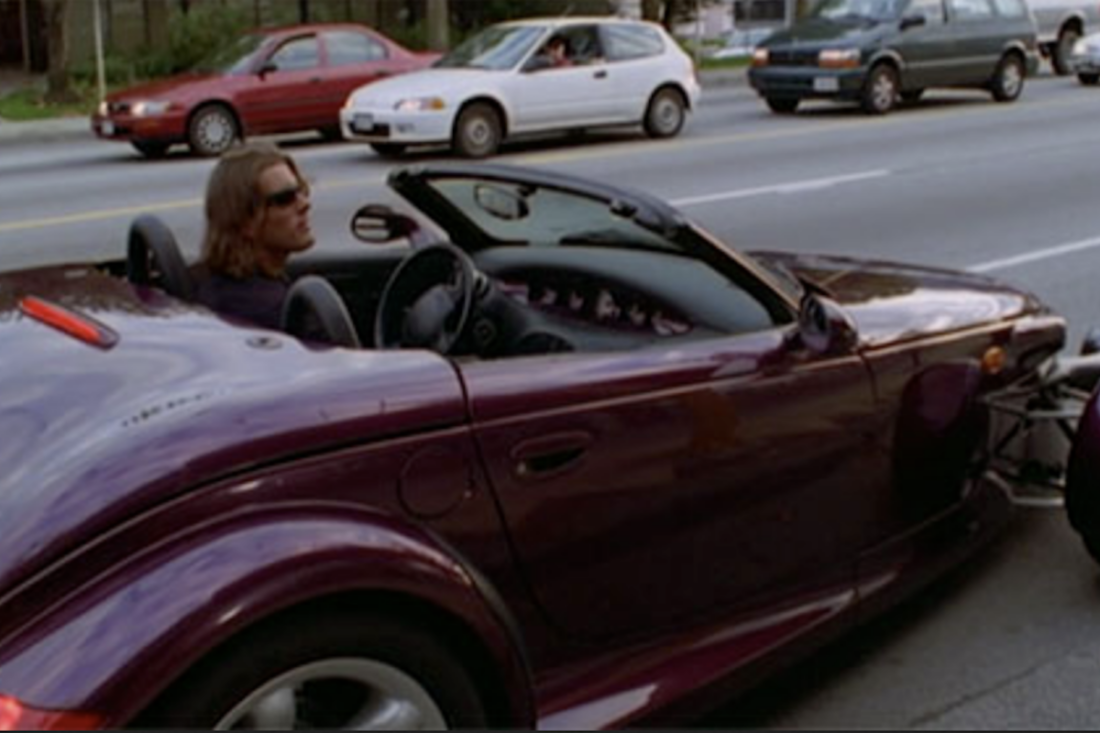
[968,235,1100,273]
[670,169,892,208]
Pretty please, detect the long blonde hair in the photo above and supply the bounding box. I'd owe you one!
[200,141,307,279]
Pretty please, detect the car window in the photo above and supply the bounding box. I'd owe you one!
[553,25,604,65]
[193,32,267,74]
[905,0,947,23]
[324,31,388,65]
[811,0,906,21]
[990,0,1027,16]
[435,24,545,70]
[949,0,996,19]
[268,35,321,72]
[603,24,666,61]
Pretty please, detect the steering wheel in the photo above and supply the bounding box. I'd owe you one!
[374,244,477,354]
[127,214,194,300]
[281,275,361,348]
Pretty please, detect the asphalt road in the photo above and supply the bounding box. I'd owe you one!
[4,74,1100,728]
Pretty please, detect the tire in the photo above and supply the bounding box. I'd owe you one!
[900,88,925,104]
[452,102,502,158]
[132,140,169,159]
[136,608,487,729]
[861,64,899,115]
[991,54,1025,102]
[188,104,240,158]
[643,87,687,138]
[1080,72,1100,85]
[765,96,799,114]
[370,142,408,158]
[1053,26,1081,76]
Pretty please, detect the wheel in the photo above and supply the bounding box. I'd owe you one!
[136,608,487,729]
[861,64,899,115]
[643,87,686,138]
[370,142,408,158]
[452,103,502,158]
[188,104,240,157]
[900,88,925,104]
[1053,26,1081,76]
[1080,72,1100,85]
[132,140,169,159]
[991,54,1025,102]
[765,96,799,114]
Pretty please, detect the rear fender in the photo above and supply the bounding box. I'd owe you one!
[0,505,535,727]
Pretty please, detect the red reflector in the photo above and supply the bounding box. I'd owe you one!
[18,297,118,350]
[0,694,102,730]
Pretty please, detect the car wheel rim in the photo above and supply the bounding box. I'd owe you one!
[464,117,494,154]
[214,658,448,730]
[873,73,896,111]
[1001,62,1022,97]
[198,112,234,153]
[652,95,682,134]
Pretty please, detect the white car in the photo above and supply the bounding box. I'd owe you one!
[340,16,702,158]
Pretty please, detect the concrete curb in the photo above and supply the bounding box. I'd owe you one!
[0,70,747,148]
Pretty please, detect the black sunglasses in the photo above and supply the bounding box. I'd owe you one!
[263,183,308,209]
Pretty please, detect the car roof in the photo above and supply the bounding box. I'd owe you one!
[255,22,381,36]
[498,16,665,30]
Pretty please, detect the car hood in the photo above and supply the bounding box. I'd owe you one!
[749,251,1046,347]
[106,72,226,102]
[762,18,890,48]
[0,264,467,595]
[347,68,499,107]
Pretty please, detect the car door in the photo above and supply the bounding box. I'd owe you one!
[945,0,1006,82]
[599,23,676,121]
[509,25,618,130]
[462,312,881,642]
[236,34,328,134]
[893,0,958,88]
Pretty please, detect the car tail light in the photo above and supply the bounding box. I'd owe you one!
[18,296,119,350]
[0,694,103,730]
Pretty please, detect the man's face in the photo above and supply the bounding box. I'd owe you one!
[250,162,314,261]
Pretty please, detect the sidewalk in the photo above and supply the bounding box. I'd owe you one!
[0,67,747,149]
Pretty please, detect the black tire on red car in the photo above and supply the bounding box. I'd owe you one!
[452,102,503,158]
[1079,72,1100,86]
[131,141,169,159]
[990,53,1025,102]
[370,142,409,158]
[1053,26,1081,76]
[135,607,488,729]
[188,104,240,158]
[861,63,899,115]
[643,87,687,138]
[765,96,799,114]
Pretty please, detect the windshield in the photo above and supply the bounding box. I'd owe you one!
[810,0,903,21]
[434,25,546,70]
[192,33,266,74]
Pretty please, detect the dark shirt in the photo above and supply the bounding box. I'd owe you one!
[192,268,289,330]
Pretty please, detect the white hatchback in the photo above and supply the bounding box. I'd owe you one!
[340,16,702,158]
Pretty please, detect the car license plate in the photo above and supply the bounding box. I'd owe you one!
[813,76,839,92]
[353,113,375,133]
[101,120,115,136]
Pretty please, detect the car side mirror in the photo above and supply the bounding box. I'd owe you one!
[797,293,859,355]
[900,13,927,30]
[351,204,421,244]
[523,56,553,73]
[258,60,278,78]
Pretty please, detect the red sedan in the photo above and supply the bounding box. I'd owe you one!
[90,23,439,158]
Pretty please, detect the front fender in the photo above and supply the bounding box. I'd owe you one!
[0,504,535,727]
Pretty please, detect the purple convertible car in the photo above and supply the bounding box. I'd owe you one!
[0,162,1094,729]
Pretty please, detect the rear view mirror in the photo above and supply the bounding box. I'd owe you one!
[350,204,421,244]
[474,184,530,221]
[797,293,859,355]
[900,13,927,30]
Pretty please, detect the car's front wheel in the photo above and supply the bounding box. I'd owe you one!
[136,607,487,729]
[643,87,687,138]
[188,104,240,157]
[452,103,503,158]
[1079,72,1100,86]
[861,64,899,115]
[990,53,1025,102]
[765,96,799,114]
